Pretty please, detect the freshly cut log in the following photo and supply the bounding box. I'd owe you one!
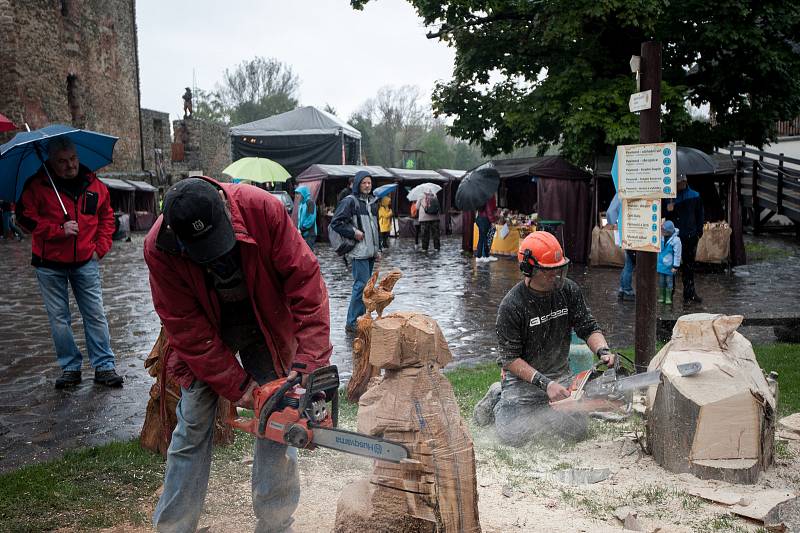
[334,312,480,533]
[646,313,776,484]
[140,327,235,456]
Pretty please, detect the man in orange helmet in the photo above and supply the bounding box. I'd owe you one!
[492,231,614,446]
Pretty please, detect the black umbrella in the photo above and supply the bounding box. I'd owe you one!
[455,167,500,211]
[677,146,718,177]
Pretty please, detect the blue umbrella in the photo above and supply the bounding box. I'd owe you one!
[374,183,398,199]
[0,124,118,206]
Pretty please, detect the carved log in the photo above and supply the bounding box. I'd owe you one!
[646,314,776,484]
[140,327,235,456]
[335,312,480,533]
[347,270,403,402]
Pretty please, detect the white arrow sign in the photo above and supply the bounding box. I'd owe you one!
[629,90,652,112]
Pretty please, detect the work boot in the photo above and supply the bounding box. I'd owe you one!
[473,381,502,427]
[94,368,124,387]
[665,290,673,305]
[657,288,665,303]
[55,370,82,389]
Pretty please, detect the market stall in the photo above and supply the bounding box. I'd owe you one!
[124,179,158,231]
[436,168,467,234]
[98,177,134,240]
[387,168,451,237]
[230,106,362,176]
[462,156,592,261]
[592,148,745,266]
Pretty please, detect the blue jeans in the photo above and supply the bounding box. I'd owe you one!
[658,273,674,290]
[619,251,636,295]
[35,260,115,372]
[153,380,299,533]
[476,216,491,258]
[346,258,375,328]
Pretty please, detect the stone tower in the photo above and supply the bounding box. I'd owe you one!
[0,0,143,172]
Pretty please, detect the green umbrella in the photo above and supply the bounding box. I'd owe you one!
[222,157,291,183]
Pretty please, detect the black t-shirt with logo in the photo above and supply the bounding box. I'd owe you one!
[495,278,600,379]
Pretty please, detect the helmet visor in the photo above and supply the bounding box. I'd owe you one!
[531,261,570,291]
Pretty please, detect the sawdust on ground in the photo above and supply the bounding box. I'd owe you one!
[104,418,800,532]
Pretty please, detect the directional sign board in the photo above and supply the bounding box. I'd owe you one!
[629,90,652,112]
[615,142,677,200]
[621,198,661,252]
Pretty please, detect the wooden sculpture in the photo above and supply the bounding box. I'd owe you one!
[646,313,776,484]
[347,269,403,402]
[334,312,481,533]
[140,327,235,456]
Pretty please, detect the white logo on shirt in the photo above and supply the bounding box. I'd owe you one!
[529,308,568,327]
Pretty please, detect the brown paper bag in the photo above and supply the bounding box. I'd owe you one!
[695,222,732,263]
[589,225,625,267]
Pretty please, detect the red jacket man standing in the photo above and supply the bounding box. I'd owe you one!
[16,136,122,388]
[145,177,332,533]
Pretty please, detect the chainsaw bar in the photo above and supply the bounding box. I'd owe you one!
[310,425,410,463]
[584,362,702,397]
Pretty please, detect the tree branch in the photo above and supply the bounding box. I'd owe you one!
[426,11,534,39]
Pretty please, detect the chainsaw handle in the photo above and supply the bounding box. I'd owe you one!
[257,374,302,435]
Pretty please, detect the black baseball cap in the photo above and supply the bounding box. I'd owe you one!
[162,178,236,264]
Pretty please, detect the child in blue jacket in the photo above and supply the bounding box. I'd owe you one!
[657,220,682,304]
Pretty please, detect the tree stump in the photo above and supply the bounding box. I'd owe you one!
[646,313,776,484]
[140,327,235,456]
[334,312,481,533]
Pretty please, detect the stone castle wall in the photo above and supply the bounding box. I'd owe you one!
[0,0,143,171]
[171,118,231,180]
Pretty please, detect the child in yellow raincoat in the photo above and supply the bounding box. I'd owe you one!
[378,196,393,248]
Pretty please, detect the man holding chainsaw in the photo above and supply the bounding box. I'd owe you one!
[493,231,614,446]
[144,177,332,533]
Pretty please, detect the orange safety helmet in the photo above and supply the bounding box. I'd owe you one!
[518,231,569,276]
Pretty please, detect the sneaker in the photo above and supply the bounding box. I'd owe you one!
[487,256,498,262]
[619,292,635,302]
[94,369,124,387]
[55,370,82,389]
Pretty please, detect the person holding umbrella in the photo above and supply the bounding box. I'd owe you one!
[15,136,122,388]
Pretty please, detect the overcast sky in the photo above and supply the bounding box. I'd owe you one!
[136,0,455,122]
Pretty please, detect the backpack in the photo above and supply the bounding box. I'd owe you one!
[424,196,440,215]
[328,195,364,256]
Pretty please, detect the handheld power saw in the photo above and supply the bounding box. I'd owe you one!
[226,365,409,463]
[550,356,702,413]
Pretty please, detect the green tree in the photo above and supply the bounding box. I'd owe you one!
[417,124,453,169]
[196,57,300,126]
[192,89,227,124]
[351,0,800,165]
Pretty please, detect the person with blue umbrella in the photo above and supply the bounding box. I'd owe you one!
[10,130,123,389]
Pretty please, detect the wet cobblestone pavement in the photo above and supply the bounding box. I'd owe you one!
[0,232,798,472]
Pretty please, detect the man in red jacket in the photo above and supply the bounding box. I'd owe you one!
[16,137,122,389]
[145,177,332,533]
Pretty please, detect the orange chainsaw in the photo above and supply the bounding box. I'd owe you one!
[550,356,702,413]
[226,365,409,463]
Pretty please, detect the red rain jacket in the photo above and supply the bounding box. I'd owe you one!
[17,165,114,267]
[143,177,333,401]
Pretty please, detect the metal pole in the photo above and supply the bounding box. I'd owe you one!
[635,41,661,369]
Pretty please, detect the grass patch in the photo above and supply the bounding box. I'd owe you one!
[745,241,792,262]
[443,363,500,419]
[0,440,164,533]
[754,343,800,416]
